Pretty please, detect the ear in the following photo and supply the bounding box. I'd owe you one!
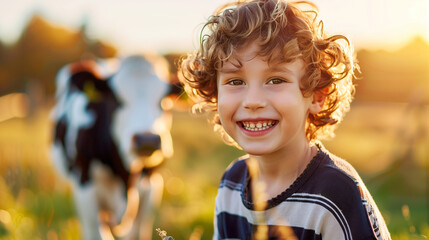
[309,89,326,114]
[68,60,102,92]
[70,70,107,103]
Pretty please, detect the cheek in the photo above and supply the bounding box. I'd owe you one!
[217,98,228,124]
[272,93,311,117]
[217,89,236,119]
[217,103,235,131]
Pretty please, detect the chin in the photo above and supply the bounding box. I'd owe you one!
[240,146,274,157]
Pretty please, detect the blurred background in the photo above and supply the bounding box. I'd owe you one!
[0,0,428,239]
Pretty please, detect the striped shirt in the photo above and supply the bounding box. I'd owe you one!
[213,146,391,240]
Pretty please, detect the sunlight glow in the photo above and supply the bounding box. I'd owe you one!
[0,0,427,52]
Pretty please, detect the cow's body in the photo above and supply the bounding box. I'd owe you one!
[51,55,173,240]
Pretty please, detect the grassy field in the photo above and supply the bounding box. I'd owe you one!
[0,101,428,239]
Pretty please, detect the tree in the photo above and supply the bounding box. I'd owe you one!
[0,14,117,97]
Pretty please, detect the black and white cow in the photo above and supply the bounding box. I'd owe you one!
[51,55,177,240]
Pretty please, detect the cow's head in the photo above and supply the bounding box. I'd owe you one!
[109,54,174,172]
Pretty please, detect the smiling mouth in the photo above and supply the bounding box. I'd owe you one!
[239,120,278,131]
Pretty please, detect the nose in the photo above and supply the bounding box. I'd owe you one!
[243,85,267,110]
[132,133,161,156]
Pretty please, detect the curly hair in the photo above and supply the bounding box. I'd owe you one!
[179,0,358,142]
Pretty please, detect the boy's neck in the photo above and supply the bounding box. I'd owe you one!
[250,141,317,200]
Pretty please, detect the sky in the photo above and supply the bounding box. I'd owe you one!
[0,0,428,54]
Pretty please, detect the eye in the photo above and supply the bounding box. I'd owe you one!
[267,78,286,84]
[226,79,245,85]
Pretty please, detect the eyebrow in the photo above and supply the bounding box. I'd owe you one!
[218,61,299,75]
[218,67,241,73]
[218,62,243,73]
[268,65,295,74]
[218,57,244,73]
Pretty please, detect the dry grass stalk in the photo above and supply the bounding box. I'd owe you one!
[189,226,204,240]
[246,157,298,240]
[247,157,269,240]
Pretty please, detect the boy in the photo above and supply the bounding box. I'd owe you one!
[179,0,391,239]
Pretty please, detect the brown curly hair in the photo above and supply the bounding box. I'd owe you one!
[179,0,358,142]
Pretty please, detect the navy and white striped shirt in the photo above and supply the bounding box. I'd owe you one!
[213,146,391,240]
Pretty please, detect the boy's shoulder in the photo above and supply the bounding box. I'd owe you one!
[310,147,391,239]
[306,147,366,196]
[325,151,361,180]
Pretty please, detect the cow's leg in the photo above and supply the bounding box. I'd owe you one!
[113,172,163,240]
[73,182,102,240]
[135,172,164,240]
[89,162,129,239]
[93,164,127,229]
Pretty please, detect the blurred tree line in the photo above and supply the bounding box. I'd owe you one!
[356,36,429,103]
[0,14,117,99]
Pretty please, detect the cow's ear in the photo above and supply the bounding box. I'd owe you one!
[68,61,102,91]
[69,71,98,91]
[84,77,114,103]
[69,71,106,102]
[83,81,102,102]
[68,61,109,102]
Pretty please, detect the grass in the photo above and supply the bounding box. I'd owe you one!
[0,101,428,239]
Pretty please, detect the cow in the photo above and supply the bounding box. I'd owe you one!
[51,54,177,240]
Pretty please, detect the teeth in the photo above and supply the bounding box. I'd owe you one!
[242,121,276,131]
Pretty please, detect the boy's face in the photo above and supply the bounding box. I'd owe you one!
[217,41,320,157]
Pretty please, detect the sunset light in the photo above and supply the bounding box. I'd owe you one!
[0,0,427,53]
